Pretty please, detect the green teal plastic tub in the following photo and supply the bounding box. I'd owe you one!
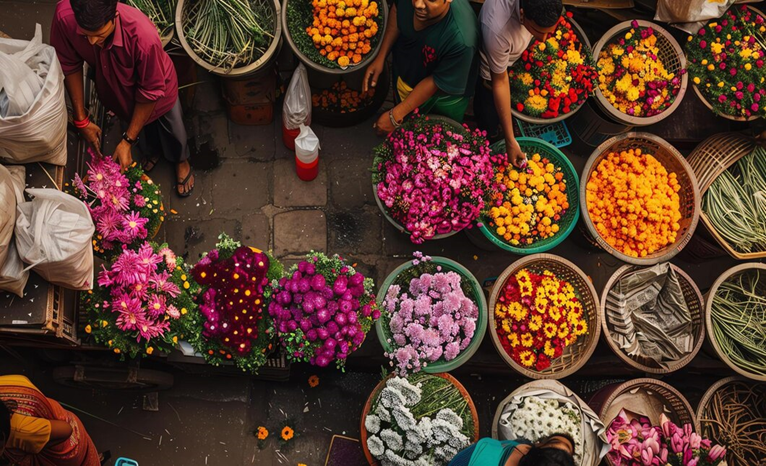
[479,138,580,254]
[375,256,487,373]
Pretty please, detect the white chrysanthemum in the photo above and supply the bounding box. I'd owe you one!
[413,458,430,466]
[435,409,463,429]
[380,387,406,409]
[367,435,385,458]
[404,439,424,457]
[392,405,417,432]
[383,449,415,466]
[431,418,461,443]
[434,445,459,461]
[448,431,470,450]
[380,429,404,451]
[405,427,426,446]
[377,405,392,423]
[387,377,422,406]
[365,414,381,434]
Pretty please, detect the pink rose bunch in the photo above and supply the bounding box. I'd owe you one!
[372,114,497,243]
[606,410,727,466]
[382,253,479,375]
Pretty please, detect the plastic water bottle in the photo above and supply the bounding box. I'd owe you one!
[294,124,320,181]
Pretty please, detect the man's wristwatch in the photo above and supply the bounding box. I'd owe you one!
[122,132,139,146]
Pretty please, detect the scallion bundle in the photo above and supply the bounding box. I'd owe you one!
[703,146,766,253]
[127,0,175,38]
[182,0,275,70]
[710,269,766,376]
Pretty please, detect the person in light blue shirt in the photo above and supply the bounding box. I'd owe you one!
[449,433,575,466]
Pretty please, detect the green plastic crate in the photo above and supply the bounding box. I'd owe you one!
[517,120,572,148]
[479,137,580,254]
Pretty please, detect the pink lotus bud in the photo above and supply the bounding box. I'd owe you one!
[689,433,701,449]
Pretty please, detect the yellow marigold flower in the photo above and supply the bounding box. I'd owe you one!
[146,347,154,355]
[85,325,92,334]
[529,314,543,332]
[557,323,570,340]
[544,341,556,357]
[519,350,536,367]
[520,333,534,347]
[543,322,558,339]
[573,319,588,336]
[507,332,520,347]
[693,77,700,85]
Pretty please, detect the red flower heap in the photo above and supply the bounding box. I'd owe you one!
[510,12,598,119]
[494,268,588,371]
[192,246,271,356]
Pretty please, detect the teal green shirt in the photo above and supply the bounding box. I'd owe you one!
[392,0,479,97]
[448,438,523,466]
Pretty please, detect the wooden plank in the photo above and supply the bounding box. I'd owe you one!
[564,0,634,9]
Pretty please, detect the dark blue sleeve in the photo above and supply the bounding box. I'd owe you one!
[448,443,477,466]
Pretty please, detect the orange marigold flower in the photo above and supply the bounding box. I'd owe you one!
[308,375,320,388]
[281,426,295,441]
[257,427,269,440]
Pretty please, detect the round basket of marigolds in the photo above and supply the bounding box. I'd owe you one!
[479,138,579,254]
[580,132,700,265]
[593,20,687,126]
[488,254,600,379]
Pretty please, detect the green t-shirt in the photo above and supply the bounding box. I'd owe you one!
[392,0,479,97]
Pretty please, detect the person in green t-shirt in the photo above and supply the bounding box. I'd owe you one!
[363,0,479,135]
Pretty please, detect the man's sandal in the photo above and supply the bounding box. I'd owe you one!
[142,155,161,173]
[175,171,195,198]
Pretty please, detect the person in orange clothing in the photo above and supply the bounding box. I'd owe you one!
[1,375,100,466]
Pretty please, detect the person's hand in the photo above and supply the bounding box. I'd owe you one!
[507,137,527,168]
[78,121,102,154]
[374,111,395,136]
[363,57,385,94]
[113,140,134,172]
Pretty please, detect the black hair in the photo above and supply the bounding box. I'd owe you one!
[521,0,563,29]
[70,0,118,31]
[518,434,576,466]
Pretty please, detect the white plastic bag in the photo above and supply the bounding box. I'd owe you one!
[282,63,312,130]
[0,165,17,267]
[0,165,29,296]
[655,0,755,34]
[295,124,320,164]
[0,24,67,166]
[15,189,94,290]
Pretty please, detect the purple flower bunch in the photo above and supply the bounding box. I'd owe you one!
[606,410,727,466]
[382,254,479,375]
[372,114,497,243]
[70,151,163,255]
[268,253,380,369]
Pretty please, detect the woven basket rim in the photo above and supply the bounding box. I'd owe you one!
[511,15,594,124]
[595,378,697,428]
[704,262,766,381]
[579,132,702,265]
[599,263,706,374]
[689,5,766,122]
[487,253,602,380]
[359,372,481,465]
[694,376,756,433]
[592,20,688,127]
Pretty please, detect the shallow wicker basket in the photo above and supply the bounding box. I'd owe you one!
[176,0,282,77]
[359,373,480,466]
[593,20,687,127]
[580,132,701,265]
[705,263,766,381]
[488,254,601,379]
[695,376,766,465]
[691,6,766,122]
[686,132,765,260]
[600,264,705,374]
[589,378,696,466]
[511,15,593,125]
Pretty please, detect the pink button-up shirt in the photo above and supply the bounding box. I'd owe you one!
[50,0,178,123]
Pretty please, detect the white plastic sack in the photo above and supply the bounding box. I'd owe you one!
[0,24,67,166]
[0,165,29,296]
[0,165,17,267]
[295,124,320,163]
[655,0,756,34]
[15,189,94,290]
[282,63,312,130]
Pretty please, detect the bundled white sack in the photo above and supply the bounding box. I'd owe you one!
[0,165,29,296]
[16,189,94,290]
[0,24,67,166]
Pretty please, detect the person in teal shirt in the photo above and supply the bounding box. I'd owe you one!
[449,433,575,466]
[364,0,479,134]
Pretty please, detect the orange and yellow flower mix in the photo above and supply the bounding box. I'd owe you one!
[585,148,682,258]
[306,0,380,67]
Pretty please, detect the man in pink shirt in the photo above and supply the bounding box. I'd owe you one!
[51,0,194,196]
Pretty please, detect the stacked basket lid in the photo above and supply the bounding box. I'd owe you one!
[592,20,688,126]
[488,254,600,379]
[580,132,701,265]
[479,139,580,254]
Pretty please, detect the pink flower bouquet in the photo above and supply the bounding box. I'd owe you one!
[82,242,196,358]
[372,114,497,243]
[69,151,164,256]
[606,409,727,466]
[380,252,481,375]
[268,252,380,369]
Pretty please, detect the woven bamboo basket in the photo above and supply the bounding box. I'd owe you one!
[580,132,701,265]
[600,264,705,374]
[686,132,766,260]
[511,15,594,125]
[593,20,687,127]
[359,373,480,465]
[690,6,766,122]
[589,378,697,466]
[695,376,766,465]
[705,263,766,382]
[488,254,601,379]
